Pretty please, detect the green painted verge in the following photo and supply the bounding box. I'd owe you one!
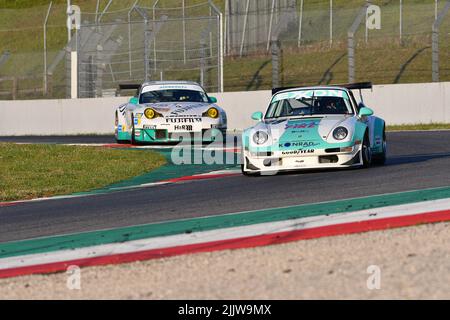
[1,185,450,259]
[73,148,240,196]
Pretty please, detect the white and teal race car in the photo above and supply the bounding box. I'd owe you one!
[115,81,227,144]
[241,83,386,175]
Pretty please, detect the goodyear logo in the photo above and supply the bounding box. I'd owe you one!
[282,149,315,155]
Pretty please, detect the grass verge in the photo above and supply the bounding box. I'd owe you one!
[387,124,450,131]
[0,143,166,202]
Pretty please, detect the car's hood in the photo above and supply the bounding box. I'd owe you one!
[248,115,356,150]
[135,101,218,117]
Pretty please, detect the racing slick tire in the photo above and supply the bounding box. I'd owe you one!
[115,139,129,144]
[372,129,387,166]
[131,114,141,146]
[115,112,129,144]
[361,132,372,168]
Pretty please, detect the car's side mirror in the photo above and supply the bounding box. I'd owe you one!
[129,97,139,105]
[251,111,263,121]
[359,106,374,117]
[209,96,217,103]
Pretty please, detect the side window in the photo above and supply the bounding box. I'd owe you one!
[348,91,360,113]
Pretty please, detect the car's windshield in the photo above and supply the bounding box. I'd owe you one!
[265,89,354,119]
[139,89,209,104]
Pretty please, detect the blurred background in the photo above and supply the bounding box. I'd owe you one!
[0,0,449,100]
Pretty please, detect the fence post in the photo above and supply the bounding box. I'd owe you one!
[209,0,224,92]
[132,6,150,81]
[96,45,103,97]
[200,40,207,88]
[47,73,53,97]
[271,39,281,88]
[267,0,276,51]
[297,0,303,47]
[182,0,187,64]
[348,3,370,83]
[43,1,53,96]
[153,0,160,73]
[12,77,18,100]
[330,0,333,47]
[432,1,450,82]
[144,20,150,81]
[239,0,250,57]
[348,34,355,83]
[436,0,439,19]
[128,1,139,78]
[399,0,403,45]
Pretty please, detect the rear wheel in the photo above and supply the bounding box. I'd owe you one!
[372,129,387,166]
[361,133,372,168]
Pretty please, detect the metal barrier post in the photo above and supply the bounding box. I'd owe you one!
[348,3,370,83]
[432,1,450,82]
[43,1,53,96]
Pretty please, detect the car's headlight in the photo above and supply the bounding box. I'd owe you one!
[253,131,269,145]
[333,127,348,140]
[144,108,156,119]
[205,107,219,118]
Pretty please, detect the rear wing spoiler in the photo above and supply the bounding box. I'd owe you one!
[272,82,373,95]
[118,83,141,96]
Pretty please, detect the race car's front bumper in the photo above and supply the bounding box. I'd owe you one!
[133,128,226,143]
[242,145,362,173]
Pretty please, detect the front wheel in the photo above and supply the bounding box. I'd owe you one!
[115,138,129,144]
[361,134,372,168]
[130,114,140,146]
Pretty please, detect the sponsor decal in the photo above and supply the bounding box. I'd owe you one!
[280,141,320,148]
[166,118,202,123]
[272,89,350,103]
[118,125,122,132]
[289,130,309,134]
[285,121,320,129]
[134,118,140,125]
[143,125,157,130]
[141,84,204,94]
[375,135,382,145]
[119,105,127,116]
[282,149,315,155]
[167,114,201,118]
[174,125,194,131]
[169,105,196,116]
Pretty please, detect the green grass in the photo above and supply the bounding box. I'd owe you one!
[0,143,166,201]
[387,123,450,131]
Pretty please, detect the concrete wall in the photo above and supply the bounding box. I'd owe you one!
[0,97,129,135]
[0,82,449,136]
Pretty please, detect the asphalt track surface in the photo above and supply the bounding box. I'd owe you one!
[1,131,450,243]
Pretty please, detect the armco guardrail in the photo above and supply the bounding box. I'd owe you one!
[0,82,449,136]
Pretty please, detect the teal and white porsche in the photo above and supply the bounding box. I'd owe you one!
[241,83,386,175]
[115,81,227,144]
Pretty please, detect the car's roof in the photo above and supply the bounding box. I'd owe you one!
[275,86,350,95]
[141,81,201,87]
